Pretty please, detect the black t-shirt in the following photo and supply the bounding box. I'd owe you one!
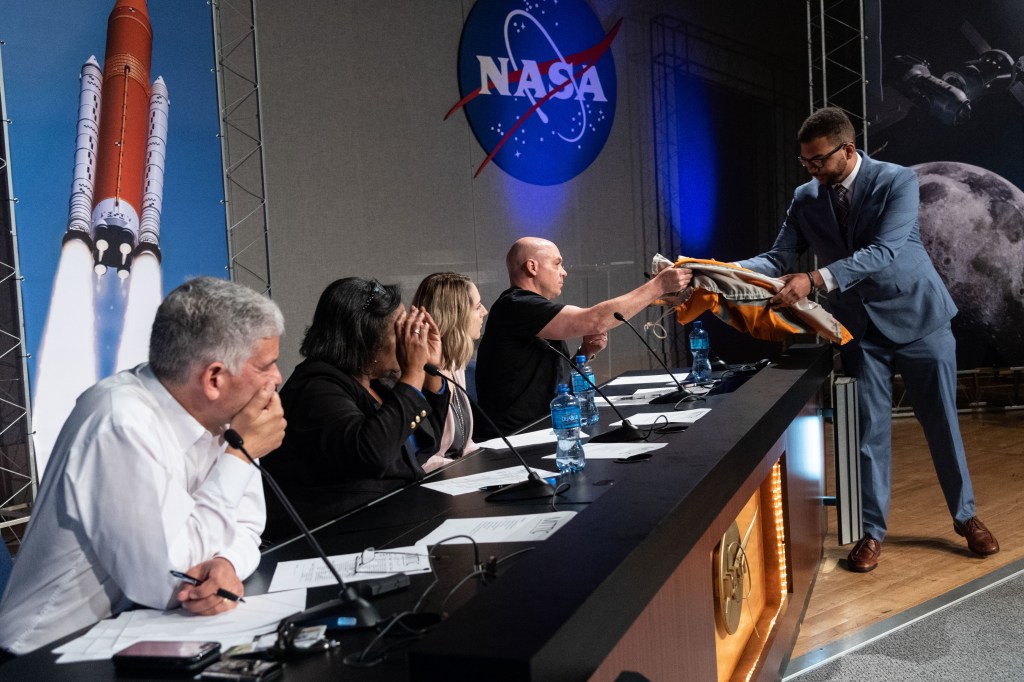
[474,287,569,438]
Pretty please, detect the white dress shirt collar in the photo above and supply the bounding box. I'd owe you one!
[137,363,215,453]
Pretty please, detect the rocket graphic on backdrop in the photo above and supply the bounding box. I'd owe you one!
[32,0,167,474]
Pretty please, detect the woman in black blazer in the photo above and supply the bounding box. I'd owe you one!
[262,277,448,541]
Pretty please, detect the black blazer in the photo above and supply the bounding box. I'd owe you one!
[262,359,448,541]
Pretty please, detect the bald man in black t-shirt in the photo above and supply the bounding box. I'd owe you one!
[474,237,692,438]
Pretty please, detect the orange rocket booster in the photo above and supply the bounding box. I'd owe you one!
[90,0,153,275]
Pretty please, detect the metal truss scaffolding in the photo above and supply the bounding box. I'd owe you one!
[652,16,805,254]
[805,0,868,333]
[650,15,805,363]
[806,0,869,146]
[211,0,272,295]
[0,43,38,547]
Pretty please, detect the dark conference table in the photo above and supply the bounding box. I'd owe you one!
[2,344,831,681]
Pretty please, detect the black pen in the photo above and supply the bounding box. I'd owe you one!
[169,570,246,603]
[479,484,507,492]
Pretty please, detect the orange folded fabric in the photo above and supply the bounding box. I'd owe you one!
[652,255,853,345]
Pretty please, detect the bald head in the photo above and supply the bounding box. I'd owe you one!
[505,237,551,276]
[505,237,566,299]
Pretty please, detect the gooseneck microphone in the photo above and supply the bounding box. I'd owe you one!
[612,311,691,405]
[224,429,383,633]
[543,343,645,443]
[423,364,561,502]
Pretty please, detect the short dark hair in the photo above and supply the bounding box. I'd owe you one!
[300,277,401,375]
[798,107,856,145]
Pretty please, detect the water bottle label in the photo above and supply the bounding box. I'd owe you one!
[552,406,581,429]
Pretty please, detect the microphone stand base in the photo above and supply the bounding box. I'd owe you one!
[280,588,384,632]
[486,475,559,502]
[588,424,647,442]
[649,389,693,405]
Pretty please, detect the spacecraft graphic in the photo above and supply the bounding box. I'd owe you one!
[64,0,165,277]
[871,21,1024,132]
[32,0,167,474]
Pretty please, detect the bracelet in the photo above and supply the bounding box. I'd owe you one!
[805,271,816,290]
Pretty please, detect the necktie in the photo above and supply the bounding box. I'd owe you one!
[834,184,851,239]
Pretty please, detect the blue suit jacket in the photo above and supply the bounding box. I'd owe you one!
[736,152,956,344]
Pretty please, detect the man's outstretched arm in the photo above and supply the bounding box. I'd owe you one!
[537,265,692,340]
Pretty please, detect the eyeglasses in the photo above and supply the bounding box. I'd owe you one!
[353,547,424,574]
[797,142,850,170]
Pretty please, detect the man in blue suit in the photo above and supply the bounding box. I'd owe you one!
[737,107,998,572]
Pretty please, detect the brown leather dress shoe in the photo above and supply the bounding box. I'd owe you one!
[846,535,881,572]
[954,517,1000,556]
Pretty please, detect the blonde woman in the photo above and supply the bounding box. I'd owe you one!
[412,272,488,462]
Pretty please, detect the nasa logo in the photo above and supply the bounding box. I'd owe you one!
[448,0,619,185]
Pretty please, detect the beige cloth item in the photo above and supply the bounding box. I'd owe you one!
[652,253,852,345]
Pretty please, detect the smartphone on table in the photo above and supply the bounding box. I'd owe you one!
[111,640,221,673]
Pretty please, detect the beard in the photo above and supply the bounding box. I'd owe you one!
[812,156,849,185]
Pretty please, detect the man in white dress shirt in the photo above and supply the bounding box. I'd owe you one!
[0,277,287,656]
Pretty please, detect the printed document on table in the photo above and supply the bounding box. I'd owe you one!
[477,428,556,450]
[607,372,687,387]
[420,465,560,496]
[542,442,667,460]
[596,386,676,407]
[268,545,432,593]
[416,512,576,546]
[52,589,307,663]
[610,408,710,426]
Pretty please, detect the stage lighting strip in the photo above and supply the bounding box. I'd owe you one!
[772,461,788,597]
[742,460,788,682]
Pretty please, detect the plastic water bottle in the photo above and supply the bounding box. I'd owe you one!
[571,355,600,427]
[550,384,586,473]
[689,320,712,383]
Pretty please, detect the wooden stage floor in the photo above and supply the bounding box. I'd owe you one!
[793,409,1024,659]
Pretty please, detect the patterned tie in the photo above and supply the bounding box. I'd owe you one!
[833,184,851,238]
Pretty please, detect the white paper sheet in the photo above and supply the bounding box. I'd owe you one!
[268,545,432,593]
[596,386,680,408]
[420,465,560,496]
[476,428,557,450]
[596,394,650,408]
[416,512,576,546]
[541,442,667,460]
[610,408,710,426]
[606,373,686,386]
[53,589,307,663]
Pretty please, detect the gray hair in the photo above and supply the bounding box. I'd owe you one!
[149,277,284,385]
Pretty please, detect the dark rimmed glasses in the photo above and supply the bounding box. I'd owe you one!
[797,142,850,170]
[353,547,424,574]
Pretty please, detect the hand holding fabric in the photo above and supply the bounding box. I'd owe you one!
[770,273,814,309]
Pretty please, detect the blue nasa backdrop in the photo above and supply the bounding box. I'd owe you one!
[0,0,227,381]
[456,0,617,185]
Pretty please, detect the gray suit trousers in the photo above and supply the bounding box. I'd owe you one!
[839,320,976,541]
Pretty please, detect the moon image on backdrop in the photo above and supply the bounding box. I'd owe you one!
[914,161,1024,367]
